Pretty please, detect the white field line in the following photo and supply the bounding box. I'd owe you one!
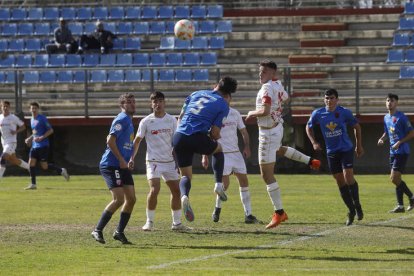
[148,214,414,270]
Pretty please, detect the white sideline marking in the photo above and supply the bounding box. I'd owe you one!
[148,214,414,270]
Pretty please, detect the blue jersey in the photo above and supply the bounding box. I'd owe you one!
[307,106,358,154]
[31,114,52,148]
[100,112,134,167]
[177,90,229,135]
[384,111,413,155]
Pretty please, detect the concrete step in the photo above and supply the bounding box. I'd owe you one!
[289,55,334,63]
[301,23,348,31]
[300,39,346,47]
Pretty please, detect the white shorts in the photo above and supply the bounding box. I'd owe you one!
[223,151,247,175]
[146,161,180,182]
[2,143,17,155]
[258,123,283,164]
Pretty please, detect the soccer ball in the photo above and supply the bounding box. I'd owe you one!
[174,19,195,40]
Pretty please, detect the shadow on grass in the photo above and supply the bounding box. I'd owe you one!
[386,247,414,255]
[234,255,414,262]
[361,224,414,231]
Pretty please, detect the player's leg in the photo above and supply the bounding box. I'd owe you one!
[142,177,160,231]
[341,150,363,220]
[211,144,227,201]
[25,148,38,190]
[390,154,414,212]
[234,173,260,224]
[277,146,321,170]
[212,174,229,222]
[4,153,29,170]
[38,147,69,181]
[166,171,191,231]
[0,155,6,178]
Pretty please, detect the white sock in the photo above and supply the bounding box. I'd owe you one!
[19,159,29,170]
[267,182,283,210]
[283,147,311,165]
[146,209,155,222]
[0,166,5,178]
[215,195,222,208]
[172,209,181,225]
[215,182,224,191]
[239,187,252,216]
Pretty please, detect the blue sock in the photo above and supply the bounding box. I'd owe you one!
[212,152,224,183]
[400,181,413,198]
[96,210,113,231]
[0,156,6,165]
[117,212,131,233]
[179,176,191,197]
[396,184,405,205]
[30,167,37,185]
[48,163,62,174]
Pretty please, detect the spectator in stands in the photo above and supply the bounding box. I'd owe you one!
[46,18,78,54]
[77,21,116,54]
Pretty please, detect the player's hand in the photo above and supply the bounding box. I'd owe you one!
[119,159,128,169]
[201,155,209,170]
[312,142,322,151]
[377,138,384,146]
[245,112,254,121]
[25,138,32,147]
[127,160,134,170]
[355,146,364,158]
[391,141,400,151]
[33,136,43,142]
[243,147,251,159]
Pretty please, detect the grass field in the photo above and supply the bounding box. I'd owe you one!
[0,174,413,275]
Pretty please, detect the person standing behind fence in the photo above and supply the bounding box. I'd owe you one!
[46,18,78,54]
[77,21,116,54]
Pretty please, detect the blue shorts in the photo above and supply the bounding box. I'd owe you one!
[327,149,354,174]
[390,154,408,173]
[172,132,218,168]
[29,147,49,162]
[100,166,134,190]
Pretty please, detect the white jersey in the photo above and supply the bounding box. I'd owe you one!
[0,113,24,145]
[255,80,288,128]
[218,108,245,153]
[137,113,177,162]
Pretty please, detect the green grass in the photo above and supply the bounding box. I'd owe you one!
[0,174,413,275]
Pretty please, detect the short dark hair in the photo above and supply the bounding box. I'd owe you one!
[324,88,338,98]
[387,93,399,101]
[119,93,135,105]
[259,59,277,71]
[150,91,165,101]
[30,102,40,108]
[2,101,10,106]
[217,76,237,95]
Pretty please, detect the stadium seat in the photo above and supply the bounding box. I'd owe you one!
[191,36,208,49]
[113,38,124,50]
[133,53,149,66]
[105,22,116,34]
[166,53,183,66]
[93,7,108,20]
[158,6,174,19]
[5,71,16,83]
[125,37,141,50]
[34,22,51,36]
[10,8,26,21]
[405,2,414,14]
[193,69,209,81]
[216,20,232,33]
[39,71,57,83]
[107,70,124,82]
[0,71,5,83]
[150,21,166,34]
[116,53,133,66]
[175,5,190,18]
[2,23,17,36]
[191,5,207,19]
[124,70,141,82]
[18,23,34,36]
[392,33,410,46]
[69,22,83,35]
[0,55,14,67]
[174,38,191,50]
[23,71,39,84]
[27,8,43,20]
[165,21,175,34]
[84,22,96,34]
[405,49,414,62]
[141,6,157,19]
[99,54,116,66]
[49,54,66,67]
[399,66,414,78]
[207,5,223,18]
[141,69,152,81]
[66,54,82,67]
[118,22,133,35]
[26,38,42,51]
[150,53,166,66]
[200,52,217,65]
[0,39,7,52]
[90,70,107,83]
[33,54,49,67]
[209,36,225,49]
[83,54,100,67]
[125,6,141,19]
[158,69,175,81]
[77,7,92,20]
[73,70,86,83]
[43,8,59,21]
[8,39,24,52]
[199,20,215,34]
[109,6,125,20]
[61,7,76,20]
[133,22,149,35]
[159,37,175,50]
[410,34,414,46]
[399,18,414,30]
[0,8,10,21]
[57,71,73,83]
[175,69,192,81]
[387,49,404,63]
[183,52,200,66]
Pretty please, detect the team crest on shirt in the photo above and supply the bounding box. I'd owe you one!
[114,123,122,131]
[326,122,337,132]
[389,126,395,134]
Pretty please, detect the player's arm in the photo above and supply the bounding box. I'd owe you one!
[34,128,53,142]
[306,124,322,151]
[239,128,251,159]
[392,129,414,150]
[246,102,270,120]
[377,132,388,146]
[11,123,26,135]
[210,125,221,140]
[201,155,209,170]
[128,136,143,170]
[353,123,364,157]
[107,134,128,169]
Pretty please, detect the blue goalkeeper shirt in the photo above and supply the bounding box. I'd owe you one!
[384,111,413,155]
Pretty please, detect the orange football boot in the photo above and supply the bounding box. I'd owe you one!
[309,159,321,170]
[265,211,288,229]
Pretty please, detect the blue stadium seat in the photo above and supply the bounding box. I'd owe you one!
[166,53,183,66]
[183,53,200,66]
[158,6,174,19]
[50,22,59,32]
[105,22,116,34]
[133,22,149,35]
[61,7,76,20]
[84,22,96,34]
[83,54,100,67]
[141,69,152,81]
[158,69,175,81]
[175,6,190,18]
[125,37,141,50]
[174,38,191,50]
[0,39,7,52]
[116,53,132,66]
[69,22,83,35]
[199,20,215,34]
[0,8,10,21]
[33,54,49,67]
[165,21,175,34]
[10,8,26,21]
[113,38,124,50]
[27,8,43,20]
[193,69,209,81]
[5,71,16,83]
[207,5,223,18]
[124,70,141,82]
[159,37,175,50]
[99,54,116,66]
[191,36,208,49]
[209,36,225,49]
[73,70,86,83]
[8,39,24,52]
[125,7,141,19]
[175,69,192,81]
[34,22,51,36]
[0,71,5,83]
[18,23,34,36]
[191,5,207,19]
[141,6,157,19]
[43,8,59,21]
[109,7,125,20]
[2,23,17,36]
[387,49,404,63]
[49,54,66,67]
[77,7,92,20]
[405,49,414,62]
[107,70,124,82]
[400,66,414,79]
[216,20,232,33]
[118,22,133,35]
[150,21,166,34]
[200,52,217,65]
[39,71,57,83]
[399,18,414,30]
[23,71,39,84]
[0,55,14,68]
[57,71,73,83]
[26,38,42,51]
[93,7,108,20]
[133,53,149,66]
[405,2,414,14]
[90,70,107,83]
[150,53,166,66]
[392,33,410,46]
[410,34,414,46]
[66,54,82,67]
